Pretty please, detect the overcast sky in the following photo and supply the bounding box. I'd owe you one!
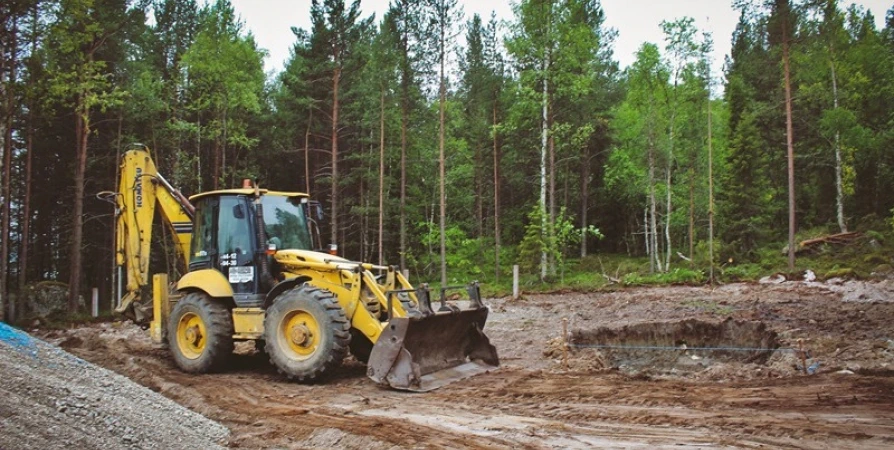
[229,0,891,79]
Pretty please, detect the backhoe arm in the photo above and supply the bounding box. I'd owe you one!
[112,147,194,320]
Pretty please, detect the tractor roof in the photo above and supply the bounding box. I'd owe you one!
[189,189,310,202]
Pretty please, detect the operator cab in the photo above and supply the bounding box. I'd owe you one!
[187,189,321,306]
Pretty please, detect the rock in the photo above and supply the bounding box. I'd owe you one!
[834,369,855,375]
[759,274,787,284]
[20,282,85,319]
[804,270,817,282]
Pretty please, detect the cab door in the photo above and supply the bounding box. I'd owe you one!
[189,195,260,304]
[216,195,259,297]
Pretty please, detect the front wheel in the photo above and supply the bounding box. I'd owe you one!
[264,285,350,381]
[168,291,234,373]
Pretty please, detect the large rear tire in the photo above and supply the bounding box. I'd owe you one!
[168,291,234,373]
[264,285,350,381]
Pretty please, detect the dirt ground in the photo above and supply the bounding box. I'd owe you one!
[38,280,894,449]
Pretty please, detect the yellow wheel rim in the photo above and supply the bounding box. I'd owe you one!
[176,312,207,360]
[281,310,321,361]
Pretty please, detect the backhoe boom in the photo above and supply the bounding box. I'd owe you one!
[112,147,194,320]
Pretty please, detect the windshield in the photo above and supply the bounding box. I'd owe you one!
[262,195,312,251]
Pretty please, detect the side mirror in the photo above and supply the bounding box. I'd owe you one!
[232,204,245,219]
[307,200,324,221]
[315,204,324,221]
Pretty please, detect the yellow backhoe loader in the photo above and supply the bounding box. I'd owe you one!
[104,145,498,391]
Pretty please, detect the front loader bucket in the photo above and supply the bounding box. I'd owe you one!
[366,285,499,392]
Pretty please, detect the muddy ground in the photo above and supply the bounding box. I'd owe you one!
[39,281,894,449]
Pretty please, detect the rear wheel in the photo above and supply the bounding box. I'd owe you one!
[264,285,350,381]
[168,292,234,373]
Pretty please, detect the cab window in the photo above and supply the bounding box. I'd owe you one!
[218,196,253,264]
[189,197,217,268]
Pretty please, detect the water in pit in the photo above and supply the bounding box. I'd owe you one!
[569,318,780,374]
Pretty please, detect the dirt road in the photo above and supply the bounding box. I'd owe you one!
[42,281,894,448]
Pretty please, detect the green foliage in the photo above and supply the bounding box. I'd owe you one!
[721,263,763,282]
[419,223,488,280]
[516,204,545,274]
[823,267,857,280]
[8,0,894,310]
[516,203,601,279]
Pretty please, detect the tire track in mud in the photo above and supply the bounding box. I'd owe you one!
[60,336,894,449]
[62,336,516,449]
[42,282,894,449]
[423,369,894,449]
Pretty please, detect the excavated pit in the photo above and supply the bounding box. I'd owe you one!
[570,318,780,373]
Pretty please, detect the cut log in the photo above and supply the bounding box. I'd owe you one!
[796,232,862,254]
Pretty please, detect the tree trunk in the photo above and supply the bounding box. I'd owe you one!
[400,87,408,271]
[648,139,659,274]
[212,138,220,190]
[378,89,385,266]
[20,95,34,297]
[830,58,846,233]
[438,20,447,287]
[196,114,201,191]
[548,115,556,276]
[221,106,227,187]
[688,165,694,263]
[665,121,674,272]
[665,157,672,272]
[304,108,312,194]
[360,140,367,261]
[580,148,589,258]
[69,94,90,313]
[330,65,341,246]
[701,50,715,283]
[643,207,650,259]
[783,12,796,272]
[1,18,16,321]
[708,81,715,284]
[492,102,500,281]
[539,57,548,281]
[112,109,122,308]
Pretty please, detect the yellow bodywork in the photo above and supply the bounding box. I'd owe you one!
[150,274,170,343]
[114,147,411,345]
[273,249,416,344]
[177,269,234,298]
[114,148,193,315]
[112,147,497,391]
[190,188,308,203]
[232,308,265,339]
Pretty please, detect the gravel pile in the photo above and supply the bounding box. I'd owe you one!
[0,322,229,449]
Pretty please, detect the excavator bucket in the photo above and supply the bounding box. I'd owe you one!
[366,283,499,392]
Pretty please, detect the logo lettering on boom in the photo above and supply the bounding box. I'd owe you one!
[135,167,143,208]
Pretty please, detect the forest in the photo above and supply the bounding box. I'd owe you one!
[0,0,892,320]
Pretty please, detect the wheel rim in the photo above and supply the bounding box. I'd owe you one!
[280,310,321,361]
[176,312,206,360]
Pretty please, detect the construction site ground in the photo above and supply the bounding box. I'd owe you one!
[34,280,894,448]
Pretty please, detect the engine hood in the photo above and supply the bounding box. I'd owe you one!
[273,249,349,266]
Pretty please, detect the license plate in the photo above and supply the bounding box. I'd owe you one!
[228,266,254,283]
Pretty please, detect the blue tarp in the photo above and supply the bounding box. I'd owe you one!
[0,322,40,357]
